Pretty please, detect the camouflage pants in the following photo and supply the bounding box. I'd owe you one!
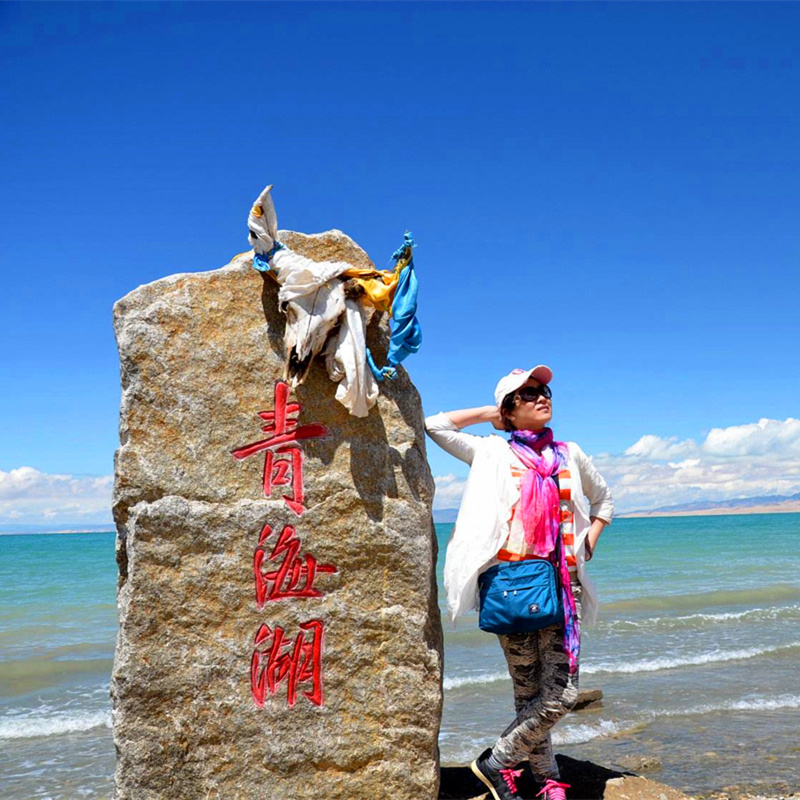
[491,582,582,778]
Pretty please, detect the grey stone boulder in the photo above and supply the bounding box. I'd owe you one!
[111,230,443,799]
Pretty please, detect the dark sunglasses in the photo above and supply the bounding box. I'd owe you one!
[516,385,552,403]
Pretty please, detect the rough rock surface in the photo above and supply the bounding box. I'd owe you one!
[603,775,693,800]
[574,688,604,712]
[614,755,663,773]
[111,230,443,799]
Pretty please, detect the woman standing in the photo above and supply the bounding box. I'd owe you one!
[425,365,614,800]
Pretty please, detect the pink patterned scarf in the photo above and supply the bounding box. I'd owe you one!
[509,427,580,674]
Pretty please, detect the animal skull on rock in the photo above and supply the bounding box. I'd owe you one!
[280,280,346,389]
[247,185,351,388]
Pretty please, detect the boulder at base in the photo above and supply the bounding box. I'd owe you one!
[111,230,443,799]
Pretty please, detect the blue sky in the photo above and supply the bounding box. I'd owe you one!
[1,2,799,523]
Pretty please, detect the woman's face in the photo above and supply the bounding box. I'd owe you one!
[505,377,553,431]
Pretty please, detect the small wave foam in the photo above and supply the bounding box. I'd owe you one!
[552,695,800,745]
[584,640,800,675]
[440,719,630,763]
[439,694,800,763]
[720,694,800,712]
[605,694,800,732]
[0,709,111,739]
[599,604,800,632]
[444,641,800,689]
[443,671,508,691]
[552,719,629,745]
[664,694,800,717]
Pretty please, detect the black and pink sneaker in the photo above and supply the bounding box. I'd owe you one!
[536,777,571,800]
[470,748,524,800]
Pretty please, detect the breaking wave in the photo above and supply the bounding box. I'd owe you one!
[583,641,800,675]
[598,604,800,632]
[444,641,800,689]
[0,709,111,739]
[443,671,508,691]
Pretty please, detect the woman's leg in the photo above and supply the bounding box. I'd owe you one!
[490,584,583,775]
[498,629,542,716]
[526,729,558,780]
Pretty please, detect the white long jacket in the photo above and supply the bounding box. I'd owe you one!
[425,412,615,626]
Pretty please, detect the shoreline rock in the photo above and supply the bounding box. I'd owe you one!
[574,688,604,712]
[613,755,663,774]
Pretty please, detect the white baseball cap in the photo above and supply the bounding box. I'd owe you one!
[494,365,553,407]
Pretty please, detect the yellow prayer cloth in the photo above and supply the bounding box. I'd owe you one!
[240,245,413,316]
[342,247,412,315]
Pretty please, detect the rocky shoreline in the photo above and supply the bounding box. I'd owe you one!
[438,690,798,800]
[438,755,799,800]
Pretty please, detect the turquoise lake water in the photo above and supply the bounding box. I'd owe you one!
[1,515,799,797]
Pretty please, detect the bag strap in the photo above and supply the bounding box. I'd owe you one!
[550,471,564,591]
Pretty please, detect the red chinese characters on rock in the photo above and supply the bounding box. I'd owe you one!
[253,522,337,606]
[234,381,336,710]
[232,381,328,516]
[250,619,324,708]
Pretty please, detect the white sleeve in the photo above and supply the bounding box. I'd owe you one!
[573,443,614,523]
[424,412,484,465]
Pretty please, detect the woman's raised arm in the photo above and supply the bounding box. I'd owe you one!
[424,405,502,465]
[443,405,503,429]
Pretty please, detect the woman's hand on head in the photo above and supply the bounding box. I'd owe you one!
[490,407,505,430]
[443,405,505,429]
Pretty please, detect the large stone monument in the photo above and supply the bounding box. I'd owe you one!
[111,230,443,799]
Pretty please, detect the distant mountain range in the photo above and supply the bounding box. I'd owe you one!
[434,491,800,523]
[619,491,800,517]
[0,523,115,535]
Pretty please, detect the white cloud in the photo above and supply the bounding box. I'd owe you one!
[624,434,698,460]
[702,417,800,458]
[433,418,800,515]
[597,417,800,512]
[432,474,467,510]
[0,467,113,526]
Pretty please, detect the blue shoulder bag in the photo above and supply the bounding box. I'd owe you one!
[477,474,564,635]
[478,558,563,634]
